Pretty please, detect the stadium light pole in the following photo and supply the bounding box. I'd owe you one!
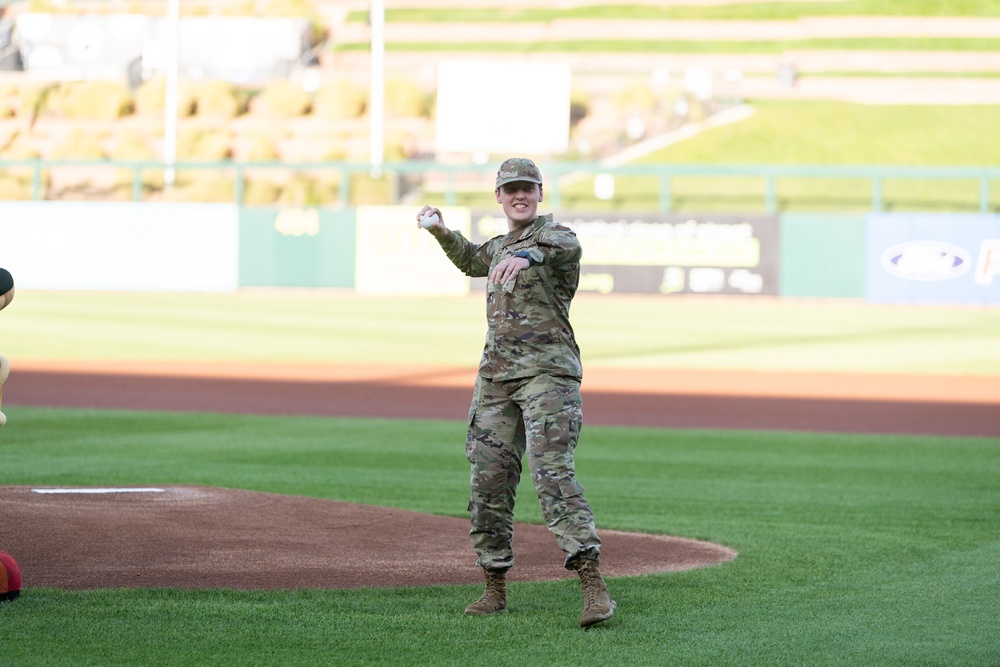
[369,0,384,178]
[164,0,179,188]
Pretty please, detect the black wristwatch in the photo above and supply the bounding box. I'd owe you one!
[514,251,537,266]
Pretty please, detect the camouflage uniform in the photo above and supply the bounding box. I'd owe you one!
[435,213,602,572]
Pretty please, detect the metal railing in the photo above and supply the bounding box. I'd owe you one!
[1,159,997,213]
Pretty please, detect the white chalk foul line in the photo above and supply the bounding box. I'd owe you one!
[32,488,166,494]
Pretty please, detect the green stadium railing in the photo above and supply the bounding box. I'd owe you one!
[1,159,997,214]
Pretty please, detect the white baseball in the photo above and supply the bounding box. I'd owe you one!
[419,212,440,228]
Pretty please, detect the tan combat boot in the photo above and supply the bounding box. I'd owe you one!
[464,568,507,615]
[574,559,616,627]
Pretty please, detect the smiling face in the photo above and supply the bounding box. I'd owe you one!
[496,181,543,231]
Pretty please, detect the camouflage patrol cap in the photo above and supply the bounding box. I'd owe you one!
[495,158,543,188]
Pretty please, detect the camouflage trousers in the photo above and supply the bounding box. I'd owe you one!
[465,373,601,571]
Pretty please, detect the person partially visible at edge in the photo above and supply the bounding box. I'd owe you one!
[416,157,616,628]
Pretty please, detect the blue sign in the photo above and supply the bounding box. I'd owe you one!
[866,213,1000,304]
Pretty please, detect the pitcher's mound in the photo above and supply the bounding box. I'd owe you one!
[0,485,736,590]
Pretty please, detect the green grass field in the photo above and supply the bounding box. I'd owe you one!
[0,291,998,665]
[642,102,1000,166]
[2,409,998,666]
[3,291,999,374]
[568,101,1000,213]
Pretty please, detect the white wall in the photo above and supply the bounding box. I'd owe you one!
[0,202,239,292]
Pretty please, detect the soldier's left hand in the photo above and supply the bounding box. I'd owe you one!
[490,256,530,285]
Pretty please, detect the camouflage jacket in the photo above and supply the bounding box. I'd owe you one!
[436,214,583,381]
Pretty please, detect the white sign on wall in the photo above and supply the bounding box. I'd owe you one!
[355,206,471,296]
[434,60,571,155]
[0,202,239,292]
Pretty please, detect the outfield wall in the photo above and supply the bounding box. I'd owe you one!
[238,208,356,289]
[0,203,997,304]
[780,214,866,298]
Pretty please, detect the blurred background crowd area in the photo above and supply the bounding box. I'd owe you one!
[0,0,997,205]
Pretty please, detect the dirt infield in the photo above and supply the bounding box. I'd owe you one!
[10,360,1000,436]
[0,485,735,591]
[2,362,997,592]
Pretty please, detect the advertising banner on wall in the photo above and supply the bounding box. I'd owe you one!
[470,211,780,295]
[865,213,1000,304]
[355,206,471,295]
[0,202,238,291]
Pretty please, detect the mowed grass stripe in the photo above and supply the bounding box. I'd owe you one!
[368,2,1000,21]
[334,37,1000,53]
[4,291,999,375]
